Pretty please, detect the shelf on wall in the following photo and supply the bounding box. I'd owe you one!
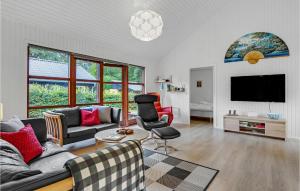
[155,80,170,83]
[167,84,185,92]
[155,76,172,84]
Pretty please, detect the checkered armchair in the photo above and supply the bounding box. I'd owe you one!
[65,140,145,191]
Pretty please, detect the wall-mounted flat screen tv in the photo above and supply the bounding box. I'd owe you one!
[231,74,285,102]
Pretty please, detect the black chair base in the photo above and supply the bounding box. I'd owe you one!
[154,140,178,154]
[151,127,181,154]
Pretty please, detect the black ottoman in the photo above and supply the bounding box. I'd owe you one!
[151,127,181,154]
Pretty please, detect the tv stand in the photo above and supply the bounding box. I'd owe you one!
[223,115,286,140]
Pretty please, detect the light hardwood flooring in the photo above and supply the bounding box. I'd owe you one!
[68,120,300,191]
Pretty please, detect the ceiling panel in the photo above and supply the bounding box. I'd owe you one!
[2,0,227,60]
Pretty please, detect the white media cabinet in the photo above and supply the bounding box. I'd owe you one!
[224,115,286,140]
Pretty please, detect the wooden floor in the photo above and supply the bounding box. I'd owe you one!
[68,120,300,191]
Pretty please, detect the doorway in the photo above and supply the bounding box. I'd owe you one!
[189,67,214,126]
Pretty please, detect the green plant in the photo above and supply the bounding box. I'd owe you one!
[29,83,69,106]
[29,83,141,118]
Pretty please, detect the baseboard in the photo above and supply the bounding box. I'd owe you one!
[286,137,300,142]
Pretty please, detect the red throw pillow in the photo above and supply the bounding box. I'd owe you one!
[81,109,101,126]
[0,124,43,164]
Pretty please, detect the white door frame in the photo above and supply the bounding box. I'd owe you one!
[189,66,217,128]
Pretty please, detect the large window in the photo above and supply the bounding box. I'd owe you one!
[28,46,70,118]
[103,65,124,123]
[103,66,123,103]
[76,59,101,105]
[27,45,145,126]
[128,65,145,122]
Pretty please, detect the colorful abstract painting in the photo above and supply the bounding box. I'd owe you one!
[225,32,289,63]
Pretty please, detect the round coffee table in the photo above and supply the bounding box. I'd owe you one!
[95,127,149,145]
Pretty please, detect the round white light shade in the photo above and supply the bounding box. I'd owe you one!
[129,10,163,41]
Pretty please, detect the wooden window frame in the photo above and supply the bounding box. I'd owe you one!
[102,64,126,125]
[73,57,102,106]
[27,45,145,126]
[27,45,72,116]
[127,65,145,125]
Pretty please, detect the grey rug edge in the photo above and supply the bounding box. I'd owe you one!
[143,148,219,191]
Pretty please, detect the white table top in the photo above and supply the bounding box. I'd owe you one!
[95,127,149,143]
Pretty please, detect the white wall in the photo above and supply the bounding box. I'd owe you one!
[0,1,2,103]
[190,68,213,104]
[158,0,300,139]
[1,19,158,119]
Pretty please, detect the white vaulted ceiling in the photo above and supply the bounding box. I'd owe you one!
[1,0,227,61]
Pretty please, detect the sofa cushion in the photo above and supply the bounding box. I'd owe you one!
[111,108,121,124]
[29,152,76,173]
[0,139,41,184]
[21,118,48,143]
[29,141,67,164]
[54,107,81,127]
[0,116,24,132]
[93,123,118,131]
[80,109,101,126]
[0,125,43,164]
[67,126,97,138]
[93,105,112,123]
[0,138,23,159]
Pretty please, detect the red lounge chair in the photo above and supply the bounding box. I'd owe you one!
[147,92,174,125]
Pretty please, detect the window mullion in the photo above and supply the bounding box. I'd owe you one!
[70,53,76,107]
[100,63,104,105]
[122,66,129,126]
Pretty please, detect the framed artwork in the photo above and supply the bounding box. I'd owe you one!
[197,81,202,87]
[225,32,289,64]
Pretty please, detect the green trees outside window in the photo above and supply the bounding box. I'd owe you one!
[29,46,69,63]
[128,65,144,83]
[28,46,145,120]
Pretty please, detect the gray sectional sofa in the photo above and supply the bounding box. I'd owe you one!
[0,118,75,191]
[0,117,144,191]
[49,106,121,145]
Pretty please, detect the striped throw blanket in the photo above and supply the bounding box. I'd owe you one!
[65,140,145,191]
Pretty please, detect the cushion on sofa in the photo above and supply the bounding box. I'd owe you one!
[53,107,81,127]
[0,116,24,132]
[0,138,23,159]
[21,118,48,143]
[0,125,43,164]
[93,123,118,131]
[67,126,97,138]
[29,152,76,173]
[80,109,101,126]
[93,105,112,123]
[29,142,67,163]
[0,139,41,184]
